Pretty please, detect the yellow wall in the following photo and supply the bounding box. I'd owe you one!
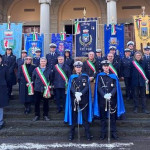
[7,0,40,24]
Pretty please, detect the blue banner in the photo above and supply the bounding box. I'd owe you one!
[75,18,97,57]
[51,33,73,56]
[0,23,22,58]
[104,24,125,57]
[24,34,44,57]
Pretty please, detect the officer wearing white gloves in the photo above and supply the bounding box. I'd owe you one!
[96,60,118,140]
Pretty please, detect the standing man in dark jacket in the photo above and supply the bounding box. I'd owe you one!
[16,50,27,69]
[95,49,103,73]
[2,47,16,99]
[83,51,96,97]
[127,41,136,57]
[143,46,150,61]
[64,49,74,72]
[120,49,133,100]
[32,57,52,121]
[52,56,71,113]
[0,54,9,129]
[17,56,35,114]
[131,51,149,114]
[109,46,120,64]
[46,43,59,70]
[33,49,41,67]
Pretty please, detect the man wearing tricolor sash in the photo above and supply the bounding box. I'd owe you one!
[17,56,35,114]
[94,60,125,140]
[131,52,149,114]
[64,61,92,141]
[52,56,71,113]
[107,53,120,77]
[83,51,96,97]
[32,57,52,121]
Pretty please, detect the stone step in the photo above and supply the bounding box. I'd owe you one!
[4,119,150,128]
[0,126,150,137]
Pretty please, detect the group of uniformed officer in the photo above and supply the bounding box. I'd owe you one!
[0,40,150,141]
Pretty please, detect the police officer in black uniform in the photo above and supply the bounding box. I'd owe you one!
[33,49,41,67]
[64,49,74,72]
[46,43,59,70]
[127,41,136,57]
[96,60,118,140]
[16,50,27,69]
[52,56,71,113]
[2,47,16,99]
[109,46,120,63]
[143,46,150,61]
[68,61,92,141]
[0,54,9,129]
[120,48,133,100]
[95,49,103,73]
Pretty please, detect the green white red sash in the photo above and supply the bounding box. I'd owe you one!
[36,67,51,98]
[21,64,34,95]
[87,60,96,73]
[55,64,68,89]
[109,63,118,76]
[132,60,148,82]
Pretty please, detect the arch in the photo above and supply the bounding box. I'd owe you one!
[7,0,40,25]
[58,0,101,32]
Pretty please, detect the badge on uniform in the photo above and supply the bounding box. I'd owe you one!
[82,79,86,86]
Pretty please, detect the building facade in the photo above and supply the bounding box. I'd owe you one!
[0,0,150,54]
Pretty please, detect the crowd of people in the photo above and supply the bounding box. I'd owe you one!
[0,41,150,141]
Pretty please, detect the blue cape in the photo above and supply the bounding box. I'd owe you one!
[94,72,125,117]
[64,74,93,125]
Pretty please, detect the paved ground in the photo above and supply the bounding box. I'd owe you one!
[0,136,150,150]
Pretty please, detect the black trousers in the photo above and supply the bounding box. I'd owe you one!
[133,86,146,110]
[70,104,90,136]
[124,77,132,98]
[7,81,13,98]
[34,91,49,117]
[100,105,117,134]
[55,88,66,111]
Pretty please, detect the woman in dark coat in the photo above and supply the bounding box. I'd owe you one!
[17,56,35,114]
[2,47,16,99]
[0,54,9,129]
[64,49,74,72]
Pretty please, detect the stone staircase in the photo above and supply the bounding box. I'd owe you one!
[1,85,150,139]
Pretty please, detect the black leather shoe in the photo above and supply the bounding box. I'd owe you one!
[32,116,40,122]
[112,133,119,140]
[100,133,106,140]
[43,116,50,121]
[68,134,74,141]
[133,108,138,113]
[142,109,150,114]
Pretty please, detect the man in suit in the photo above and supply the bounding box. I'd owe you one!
[52,56,71,113]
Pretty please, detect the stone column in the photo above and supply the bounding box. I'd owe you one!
[106,0,117,24]
[39,0,51,56]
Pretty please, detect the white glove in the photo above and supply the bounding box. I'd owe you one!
[104,93,112,100]
[75,92,82,103]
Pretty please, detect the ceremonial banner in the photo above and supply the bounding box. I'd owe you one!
[133,13,150,50]
[0,23,22,58]
[51,33,73,56]
[24,33,44,57]
[75,18,97,57]
[104,24,125,57]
